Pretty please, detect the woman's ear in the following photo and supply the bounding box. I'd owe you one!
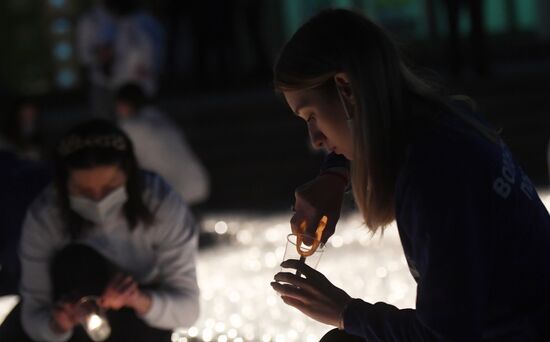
[334,72,354,103]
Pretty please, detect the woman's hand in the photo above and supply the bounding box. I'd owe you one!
[271,259,352,327]
[126,290,152,316]
[291,172,347,243]
[50,301,79,334]
[100,273,152,315]
[100,273,139,310]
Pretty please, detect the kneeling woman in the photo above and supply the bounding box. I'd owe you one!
[271,8,550,342]
[19,120,199,341]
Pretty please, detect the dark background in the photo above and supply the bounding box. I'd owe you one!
[1,0,549,211]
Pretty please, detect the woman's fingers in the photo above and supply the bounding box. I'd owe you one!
[270,282,311,304]
[322,215,338,243]
[280,295,307,312]
[290,216,320,247]
[291,206,322,236]
[273,272,323,296]
[280,259,324,282]
[55,301,79,324]
[290,213,305,235]
[109,274,136,294]
[121,282,138,299]
[291,174,346,243]
[53,301,66,311]
[101,275,139,310]
[302,215,322,239]
[115,276,135,293]
[291,212,329,247]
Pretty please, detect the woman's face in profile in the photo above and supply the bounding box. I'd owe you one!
[283,87,354,160]
[68,165,127,201]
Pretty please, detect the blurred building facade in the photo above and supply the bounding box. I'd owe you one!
[0,0,549,210]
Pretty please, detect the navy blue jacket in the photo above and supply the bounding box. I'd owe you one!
[341,111,550,341]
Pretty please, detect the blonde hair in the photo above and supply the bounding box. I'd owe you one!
[274,9,499,233]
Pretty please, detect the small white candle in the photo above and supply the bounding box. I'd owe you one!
[87,314,103,331]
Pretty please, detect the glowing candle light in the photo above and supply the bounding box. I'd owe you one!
[77,297,111,341]
[167,212,417,342]
[87,314,103,330]
[215,221,228,235]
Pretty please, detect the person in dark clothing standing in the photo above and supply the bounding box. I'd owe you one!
[0,150,51,295]
[270,9,550,341]
[444,0,489,78]
[0,149,51,340]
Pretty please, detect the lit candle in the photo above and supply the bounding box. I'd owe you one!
[77,297,111,342]
[84,312,111,341]
[87,314,103,331]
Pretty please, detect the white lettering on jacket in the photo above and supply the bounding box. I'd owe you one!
[492,143,533,201]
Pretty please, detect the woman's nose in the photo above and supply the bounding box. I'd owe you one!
[89,191,104,202]
[308,125,325,150]
[87,188,110,202]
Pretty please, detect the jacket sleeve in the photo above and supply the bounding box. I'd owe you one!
[140,190,200,329]
[344,145,488,341]
[343,300,441,341]
[19,202,72,342]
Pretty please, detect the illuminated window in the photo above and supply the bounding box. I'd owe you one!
[51,18,71,35]
[49,0,66,9]
[56,68,76,88]
[53,41,72,61]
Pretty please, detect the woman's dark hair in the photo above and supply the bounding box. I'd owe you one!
[116,82,148,110]
[51,244,115,301]
[55,119,153,239]
[103,0,140,17]
[274,9,498,231]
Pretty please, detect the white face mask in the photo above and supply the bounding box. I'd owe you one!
[69,186,128,225]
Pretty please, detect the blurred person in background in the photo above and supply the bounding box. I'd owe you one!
[0,149,51,297]
[270,9,550,341]
[77,0,165,117]
[115,83,210,206]
[235,0,272,82]
[443,0,489,78]
[0,120,199,341]
[189,1,238,89]
[0,97,45,160]
[0,97,51,299]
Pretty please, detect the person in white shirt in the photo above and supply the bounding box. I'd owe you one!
[77,0,165,117]
[17,120,199,342]
[115,83,210,205]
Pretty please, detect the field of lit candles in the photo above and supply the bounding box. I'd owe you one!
[2,190,549,342]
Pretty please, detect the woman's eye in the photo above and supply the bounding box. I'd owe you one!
[306,114,314,123]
